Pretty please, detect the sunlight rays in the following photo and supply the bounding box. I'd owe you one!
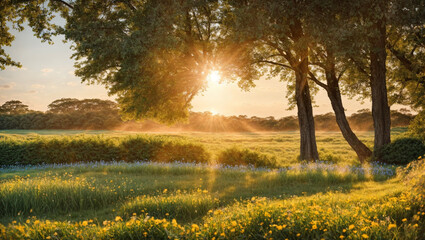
[207,70,221,85]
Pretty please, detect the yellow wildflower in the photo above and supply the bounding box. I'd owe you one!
[388,223,397,230]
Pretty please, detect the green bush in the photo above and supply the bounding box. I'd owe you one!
[217,147,277,168]
[408,111,425,141]
[375,138,425,165]
[0,135,210,166]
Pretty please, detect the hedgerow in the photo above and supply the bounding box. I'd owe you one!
[0,135,210,166]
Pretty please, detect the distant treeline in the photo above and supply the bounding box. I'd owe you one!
[0,99,415,132]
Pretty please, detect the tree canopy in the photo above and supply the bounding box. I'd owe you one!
[0,100,30,114]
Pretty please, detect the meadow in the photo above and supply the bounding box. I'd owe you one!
[0,129,394,165]
[1,129,424,239]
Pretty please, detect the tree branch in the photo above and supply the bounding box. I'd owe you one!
[337,67,347,81]
[52,0,74,9]
[308,71,328,90]
[349,57,369,77]
[253,60,293,70]
[386,42,416,73]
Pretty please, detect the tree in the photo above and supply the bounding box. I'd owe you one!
[337,0,425,153]
[60,0,220,124]
[47,98,118,113]
[219,0,319,161]
[386,0,425,111]
[0,100,30,115]
[304,1,373,162]
[0,100,30,114]
[47,98,80,113]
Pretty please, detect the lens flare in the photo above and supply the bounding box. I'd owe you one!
[207,70,221,84]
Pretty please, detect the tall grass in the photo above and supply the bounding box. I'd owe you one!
[1,159,423,239]
[0,161,396,219]
[0,176,122,216]
[120,190,219,222]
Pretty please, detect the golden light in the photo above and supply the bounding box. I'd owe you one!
[207,70,221,84]
[210,109,219,115]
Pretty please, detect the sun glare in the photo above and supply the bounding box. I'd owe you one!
[207,70,221,84]
[210,109,219,115]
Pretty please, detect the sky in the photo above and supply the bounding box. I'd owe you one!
[0,20,399,118]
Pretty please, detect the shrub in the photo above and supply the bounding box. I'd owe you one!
[375,138,425,165]
[408,111,425,141]
[0,135,210,166]
[154,141,211,164]
[217,147,278,168]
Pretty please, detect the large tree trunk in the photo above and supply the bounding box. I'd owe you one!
[325,72,372,162]
[295,53,319,161]
[369,16,391,150]
[319,52,373,162]
[290,18,319,161]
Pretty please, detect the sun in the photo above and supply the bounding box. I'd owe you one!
[207,70,221,84]
[210,109,219,115]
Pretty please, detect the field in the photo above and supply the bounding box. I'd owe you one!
[1,129,424,239]
[0,129,395,165]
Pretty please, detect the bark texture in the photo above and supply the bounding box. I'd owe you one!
[324,57,372,162]
[291,19,319,161]
[296,67,319,161]
[370,17,391,150]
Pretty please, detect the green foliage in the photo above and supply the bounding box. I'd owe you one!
[0,100,30,115]
[408,111,425,142]
[60,0,221,124]
[0,135,210,166]
[217,147,277,168]
[120,191,218,222]
[47,98,118,114]
[375,138,425,164]
[120,136,211,164]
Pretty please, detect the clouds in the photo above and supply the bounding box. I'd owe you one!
[41,68,54,73]
[31,84,45,89]
[0,82,16,90]
[66,82,78,87]
[41,68,54,76]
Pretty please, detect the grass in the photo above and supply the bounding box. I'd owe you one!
[1,129,423,239]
